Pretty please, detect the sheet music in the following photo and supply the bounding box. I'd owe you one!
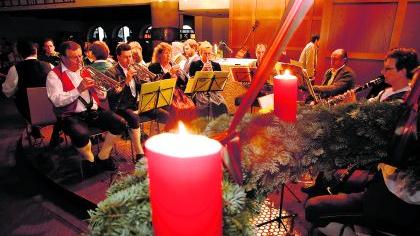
[157,78,176,108]
[258,93,274,110]
[139,81,160,112]
[211,71,229,91]
[230,66,252,82]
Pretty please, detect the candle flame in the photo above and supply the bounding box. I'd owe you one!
[178,121,188,135]
[284,69,291,76]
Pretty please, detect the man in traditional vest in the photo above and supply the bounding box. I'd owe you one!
[2,40,51,138]
[46,41,126,173]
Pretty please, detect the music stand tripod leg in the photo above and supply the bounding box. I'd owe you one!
[256,183,297,233]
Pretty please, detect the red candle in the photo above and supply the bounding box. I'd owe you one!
[145,123,223,236]
[274,70,297,122]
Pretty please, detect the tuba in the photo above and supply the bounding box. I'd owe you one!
[128,63,159,83]
[80,66,124,92]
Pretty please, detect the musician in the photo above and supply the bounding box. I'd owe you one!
[182,39,200,74]
[148,42,196,130]
[2,40,51,138]
[250,44,266,68]
[299,34,319,80]
[312,49,355,99]
[189,41,228,117]
[305,48,419,233]
[46,41,126,173]
[83,42,94,66]
[90,41,113,73]
[128,41,146,65]
[105,43,145,161]
[38,38,61,67]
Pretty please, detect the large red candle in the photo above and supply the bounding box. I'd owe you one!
[274,70,297,122]
[145,124,223,236]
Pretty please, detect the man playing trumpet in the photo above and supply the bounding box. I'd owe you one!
[46,41,126,174]
[106,43,145,161]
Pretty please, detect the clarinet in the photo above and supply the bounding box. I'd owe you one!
[324,75,385,106]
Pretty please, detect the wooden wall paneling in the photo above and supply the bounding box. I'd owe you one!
[317,0,407,86]
[230,0,322,60]
[389,0,408,49]
[399,2,420,54]
[328,3,396,54]
[253,0,286,55]
[229,0,255,55]
[317,0,334,82]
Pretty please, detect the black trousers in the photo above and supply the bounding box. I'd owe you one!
[61,109,126,148]
[305,171,420,232]
[115,108,140,129]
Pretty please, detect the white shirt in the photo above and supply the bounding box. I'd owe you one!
[368,86,411,102]
[2,56,39,97]
[46,64,105,112]
[299,42,317,78]
[119,63,136,98]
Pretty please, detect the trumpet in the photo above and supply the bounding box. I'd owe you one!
[202,61,213,71]
[80,66,124,92]
[128,63,159,83]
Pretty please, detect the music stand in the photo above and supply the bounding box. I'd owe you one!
[256,183,300,233]
[138,81,160,113]
[280,62,319,103]
[156,78,177,108]
[185,71,229,117]
[230,66,253,83]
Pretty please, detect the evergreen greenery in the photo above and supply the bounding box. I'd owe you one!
[88,101,404,235]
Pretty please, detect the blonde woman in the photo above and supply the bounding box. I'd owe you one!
[148,42,197,130]
[189,41,227,117]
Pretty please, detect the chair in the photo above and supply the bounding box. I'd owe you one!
[26,87,57,147]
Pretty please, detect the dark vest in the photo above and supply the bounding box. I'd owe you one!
[15,59,51,122]
[106,64,138,111]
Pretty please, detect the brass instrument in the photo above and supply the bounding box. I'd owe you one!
[202,61,213,71]
[128,63,159,83]
[80,66,124,92]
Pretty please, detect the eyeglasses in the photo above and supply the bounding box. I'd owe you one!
[383,67,396,71]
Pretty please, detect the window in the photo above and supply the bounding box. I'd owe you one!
[117,26,132,43]
[180,25,195,40]
[92,26,107,41]
[143,25,153,44]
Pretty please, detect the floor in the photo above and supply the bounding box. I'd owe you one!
[0,98,88,236]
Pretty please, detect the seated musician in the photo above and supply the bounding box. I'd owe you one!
[311,49,355,99]
[90,41,114,72]
[305,48,420,234]
[148,42,196,130]
[105,43,145,161]
[189,41,228,118]
[128,41,146,65]
[46,41,126,173]
[182,39,200,74]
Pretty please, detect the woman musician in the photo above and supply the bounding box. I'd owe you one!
[189,41,228,118]
[148,42,197,131]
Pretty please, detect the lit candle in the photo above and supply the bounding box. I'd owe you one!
[274,70,297,122]
[145,123,223,236]
[214,43,218,56]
